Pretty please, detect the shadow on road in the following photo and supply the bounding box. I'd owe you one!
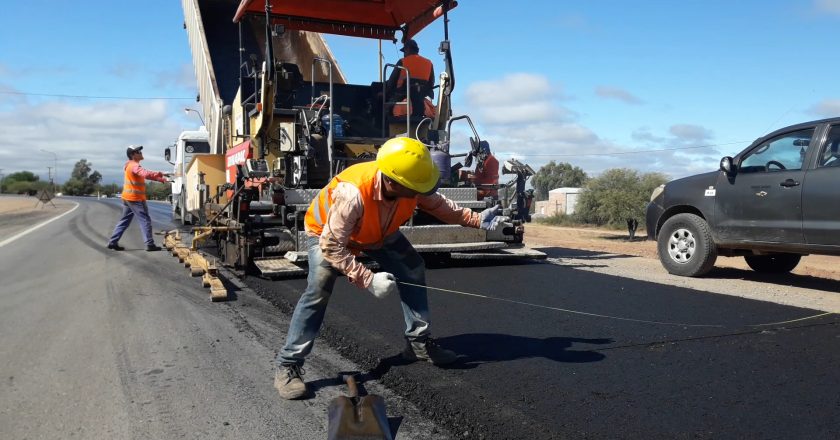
[344,334,613,380]
[436,333,613,369]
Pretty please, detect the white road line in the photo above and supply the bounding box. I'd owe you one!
[0,202,80,248]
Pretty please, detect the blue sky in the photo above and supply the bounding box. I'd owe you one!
[2,0,840,184]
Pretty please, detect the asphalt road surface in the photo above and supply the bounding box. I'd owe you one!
[0,197,445,440]
[2,197,839,439]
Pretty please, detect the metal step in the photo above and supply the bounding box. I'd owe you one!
[253,257,306,277]
[412,241,506,252]
[284,251,308,262]
[400,224,487,245]
[450,246,547,260]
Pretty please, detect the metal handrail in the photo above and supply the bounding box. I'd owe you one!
[311,57,335,177]
[382,63,411,138]
[446,114,481,149]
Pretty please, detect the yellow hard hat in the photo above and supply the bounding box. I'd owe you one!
[376,137,440,195]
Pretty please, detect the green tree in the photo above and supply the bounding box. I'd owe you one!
[145,181,171,201]
[5,171,39,183]
[531,161,588,201]
[6,179,49,196]
[574,168,669,228]
[62,159,103,195]
[100,183,121,197]
[2,171,41,194]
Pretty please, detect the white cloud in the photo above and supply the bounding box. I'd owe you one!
[155,63,198,91]
[0,98,185,184]
[465,73,561,107]
[458,74,723,180]
[595,86,643,105]
[815,0,840,14]
[669,124,714,143]
[808,99,840,116]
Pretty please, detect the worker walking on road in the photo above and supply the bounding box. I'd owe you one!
[275,137,507,400]
[107,145,169,252]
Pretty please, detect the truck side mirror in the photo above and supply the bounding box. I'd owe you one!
[719,156,735,176]
[164,147,173,164]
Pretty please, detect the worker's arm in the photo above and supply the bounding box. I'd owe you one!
[417,193,480,228]
[318,182,375,289]
[129,163,167,183]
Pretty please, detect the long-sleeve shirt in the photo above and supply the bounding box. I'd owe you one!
[312,171,480,289]
[128,162,167,183]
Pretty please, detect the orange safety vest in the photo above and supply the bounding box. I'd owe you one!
[122,160,146,202]
[396,54,433,87]
[305,162,417,250]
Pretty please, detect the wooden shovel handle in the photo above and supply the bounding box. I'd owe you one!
[342,374,359,398]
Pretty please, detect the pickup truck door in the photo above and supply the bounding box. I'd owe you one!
[803,124,840,245]
[714,128,812,243]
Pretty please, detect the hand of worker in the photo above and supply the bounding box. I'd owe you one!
[479,205,504,231]
[367,272,397,299]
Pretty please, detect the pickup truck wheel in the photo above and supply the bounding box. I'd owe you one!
[744,254,801,273]
[657,213,717,277]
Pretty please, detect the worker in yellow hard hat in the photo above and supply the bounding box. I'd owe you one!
[274,136,507,400]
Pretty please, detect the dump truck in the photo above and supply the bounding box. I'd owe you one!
[165,127,211,225]
[175,0,544,278]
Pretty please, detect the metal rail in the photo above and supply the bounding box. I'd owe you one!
[312,57,335,177]
[382,63,411,138]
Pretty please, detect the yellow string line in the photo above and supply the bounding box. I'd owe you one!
[397,281,835,329]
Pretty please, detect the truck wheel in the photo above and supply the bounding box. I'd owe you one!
[744,254,801,273]
[657,213,717,277]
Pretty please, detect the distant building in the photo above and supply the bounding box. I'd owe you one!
[535,187,582,216]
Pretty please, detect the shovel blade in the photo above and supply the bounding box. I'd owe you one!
[327,395,392,440]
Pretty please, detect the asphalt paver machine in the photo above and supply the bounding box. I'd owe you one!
[175,0,544,278]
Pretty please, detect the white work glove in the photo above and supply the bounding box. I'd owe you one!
[479,205,506,231]
[367,272,397,299]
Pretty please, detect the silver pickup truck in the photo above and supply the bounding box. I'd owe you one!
[646,117,840,277]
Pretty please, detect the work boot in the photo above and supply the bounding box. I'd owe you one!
[402,337,458,365]
[107,243,124,251]
[274,364,307,400]
[146,244,162,252]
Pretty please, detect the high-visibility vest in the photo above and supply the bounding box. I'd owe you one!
[122,161,146,202]
[305,162,417,250]
[397,54,433,87]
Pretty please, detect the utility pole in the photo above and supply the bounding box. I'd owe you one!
[41,149,58,193]
[0,168,4,194]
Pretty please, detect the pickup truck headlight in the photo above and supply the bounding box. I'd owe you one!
[649,184,665,202]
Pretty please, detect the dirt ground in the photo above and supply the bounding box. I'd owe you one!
[0,195,76,238]
[524,223,840,281]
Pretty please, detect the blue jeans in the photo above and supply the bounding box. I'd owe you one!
[108,200,155,246]
[277,233,430,367]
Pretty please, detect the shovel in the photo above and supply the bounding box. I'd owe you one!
[327,374,393,440]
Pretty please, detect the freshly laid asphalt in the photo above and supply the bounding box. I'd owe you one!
[246,239,840,439]
[2,196,838,439]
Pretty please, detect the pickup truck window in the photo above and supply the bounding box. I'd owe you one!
[818,125,840,168]
[739,128,813,173]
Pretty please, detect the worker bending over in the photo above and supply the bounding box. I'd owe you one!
[385,39,436,118]
[275,137,506,400]
[106,145,169,252]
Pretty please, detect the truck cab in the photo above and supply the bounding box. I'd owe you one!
[646,117,840,277]
[165,128,211,224]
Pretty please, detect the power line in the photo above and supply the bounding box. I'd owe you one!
[0,91,194,100]
[510,140,750,158]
